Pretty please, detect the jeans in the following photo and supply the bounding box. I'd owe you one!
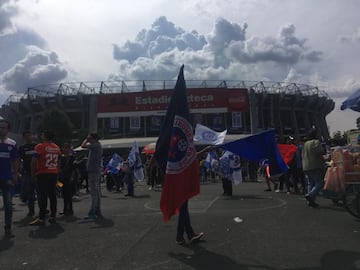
[304,169,324,200]
[177,201,194,238]
[37,174,58,219]
[88,171,101,216]
[0,179,13,231]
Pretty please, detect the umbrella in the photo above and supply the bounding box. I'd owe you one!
[341,88,360,112]
[142,142,156,155]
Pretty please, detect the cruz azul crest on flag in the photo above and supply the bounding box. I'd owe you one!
[201,131,217,142]
[166,115,197,174]
[194,123,227,145]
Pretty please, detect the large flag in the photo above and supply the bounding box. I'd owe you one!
[220,129,288,176]
[106,153,123,174]
[128,141,144,181]
[194,123,227,145]
[277,144,298,165]
[153,65,200,222]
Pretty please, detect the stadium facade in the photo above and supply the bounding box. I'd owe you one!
[0,80,335,143]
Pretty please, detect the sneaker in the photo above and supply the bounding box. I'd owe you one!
[176,236,185,245]
[29,218,45,226]
[264,188,272,192]
[48,217,56,224]
[189,232,204,244]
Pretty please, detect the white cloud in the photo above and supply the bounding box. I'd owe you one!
[0,46,67,93]
[0,0,17,35]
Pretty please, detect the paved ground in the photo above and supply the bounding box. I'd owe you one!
[1,180,360,270]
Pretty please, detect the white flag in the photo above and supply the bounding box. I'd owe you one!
[194,124,227,145]
[128,141,144,181]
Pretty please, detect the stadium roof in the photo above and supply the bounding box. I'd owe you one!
[4,80,331,105]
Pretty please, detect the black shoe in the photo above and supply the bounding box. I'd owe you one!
[65,210,74,217]
[308,201,319,208]
[48,217,56,224]
[264,188,272,192]
[189,232,204,244]
[5,229,15,238]
[27,211,35,217]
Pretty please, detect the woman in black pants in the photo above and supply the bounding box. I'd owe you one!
[59,143,76,216]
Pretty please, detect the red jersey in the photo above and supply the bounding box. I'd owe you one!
[34,142,61,175]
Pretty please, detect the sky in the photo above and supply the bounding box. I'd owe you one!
[0,0,359,134]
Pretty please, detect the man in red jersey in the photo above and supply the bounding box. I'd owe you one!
[30,130,61,225]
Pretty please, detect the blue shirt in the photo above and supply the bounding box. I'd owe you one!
[0,138,19,180]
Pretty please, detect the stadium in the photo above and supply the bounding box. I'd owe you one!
[0,80,335,146]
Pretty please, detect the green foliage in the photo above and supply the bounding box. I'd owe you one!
[36,108,74,146]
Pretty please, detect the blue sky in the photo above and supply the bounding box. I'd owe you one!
[0,0,359,134]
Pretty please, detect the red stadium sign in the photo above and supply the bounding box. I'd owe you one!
[97,88,248,113]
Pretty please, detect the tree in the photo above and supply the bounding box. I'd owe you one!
[329,130,347,146]
[37,108,73,146]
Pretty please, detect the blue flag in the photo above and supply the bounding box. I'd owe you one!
[106,153,123,174]
[219,129,288,175]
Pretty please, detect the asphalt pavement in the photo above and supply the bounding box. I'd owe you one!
[0,180,360,270]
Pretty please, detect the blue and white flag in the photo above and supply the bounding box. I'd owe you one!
[219,151,243,185]
[219,151,232,178]
[205,150,218,171]
[194,123,227,145]
[128,141,144,181]
[106,153,123,174]
[231,154,242,185]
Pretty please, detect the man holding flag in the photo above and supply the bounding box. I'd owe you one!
[152,65,204,245]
